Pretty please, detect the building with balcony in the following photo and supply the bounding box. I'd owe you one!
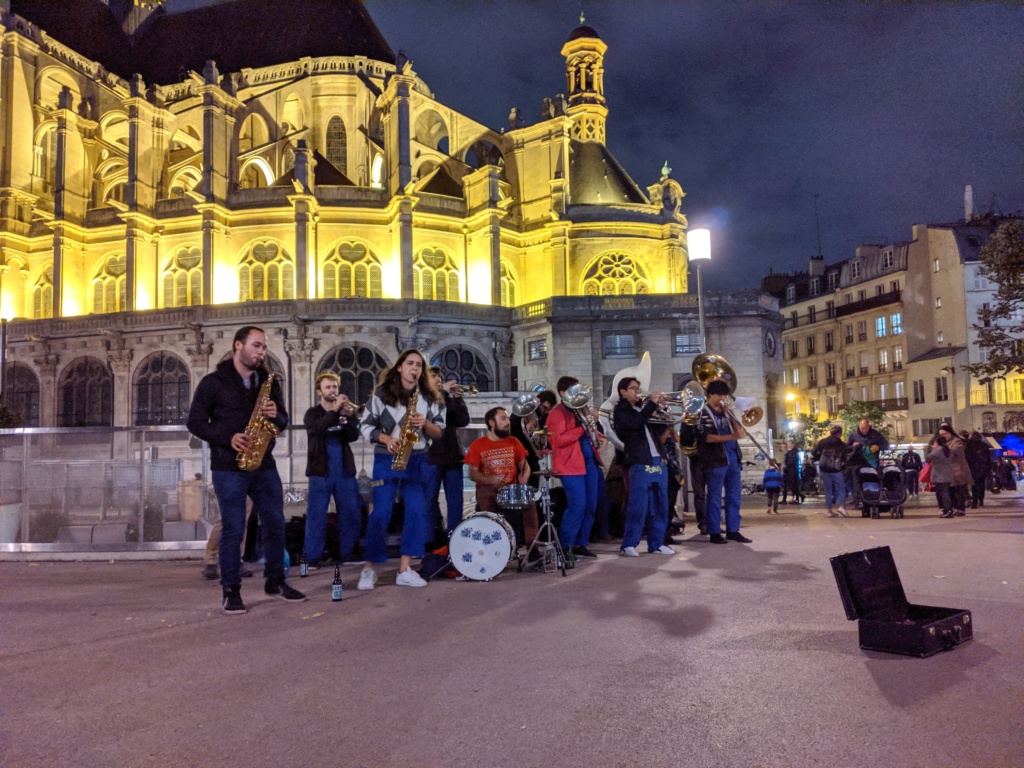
[0,0,784,452]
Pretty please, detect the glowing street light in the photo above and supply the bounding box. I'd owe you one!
[688,228,711,351]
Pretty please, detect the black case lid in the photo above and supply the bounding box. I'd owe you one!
[830,546,909,621]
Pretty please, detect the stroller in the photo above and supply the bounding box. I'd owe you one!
[858,460,907,519]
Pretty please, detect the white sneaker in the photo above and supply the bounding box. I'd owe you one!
[395,569,428,588]
[837,506,849,518]
[653,545,676,555]
[357,568,378,591]
[620,546,640,557]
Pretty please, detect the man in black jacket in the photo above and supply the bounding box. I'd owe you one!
[303,371,361,567]
[696,379,752,544]
[426,367,471,536]
[187,326,305,614]
[612,377,675,556]
[846,418,889,508]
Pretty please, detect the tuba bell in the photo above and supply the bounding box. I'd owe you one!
[690,352,769,456]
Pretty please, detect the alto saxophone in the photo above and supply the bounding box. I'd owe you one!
[391,386,420,471]
[237,364,280,471]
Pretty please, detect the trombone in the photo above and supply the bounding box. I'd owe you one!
[690,352,769,457]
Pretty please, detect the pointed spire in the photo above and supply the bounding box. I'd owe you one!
[661,161,672,178]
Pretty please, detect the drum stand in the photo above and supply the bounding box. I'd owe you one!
[518,472,568,577]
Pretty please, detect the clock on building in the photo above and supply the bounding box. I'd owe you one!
[764,331,777,357]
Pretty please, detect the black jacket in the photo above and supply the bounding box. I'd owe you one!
[303,404,360,477]
[812,435,853,474]
[427,392,470,466]
[963,440,992,481]
[694,405,741,470]
[612,398,663,467]
[900,450,923,472]
[187,359,288,472]
[783,446,801,475]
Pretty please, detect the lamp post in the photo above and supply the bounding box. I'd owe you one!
[688,228,711,351]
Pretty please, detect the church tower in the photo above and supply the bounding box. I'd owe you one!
[560,16,608,144]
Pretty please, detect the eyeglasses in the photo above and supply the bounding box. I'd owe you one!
[626,385,640,392]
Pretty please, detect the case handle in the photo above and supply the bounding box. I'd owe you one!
[939,625,964,650]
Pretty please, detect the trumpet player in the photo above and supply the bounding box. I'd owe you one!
[696,378,753,544]
[187,326,305,614]
[302,372,362,569]
[548,376,602,559]
[612,378,676,556]
[426,366,471,536]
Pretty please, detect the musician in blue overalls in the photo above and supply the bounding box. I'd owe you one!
[612,377,676,556]
[696,378,753,545]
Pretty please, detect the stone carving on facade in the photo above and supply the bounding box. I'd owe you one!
[103,331,133,373]
[284,337,318,365]
[493,330,514,359]
[183,323,214,369]
[34,352,60,377]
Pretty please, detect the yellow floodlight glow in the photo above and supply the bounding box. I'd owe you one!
[467,262,492,305]
[381,253,401,299]
[212,263,238,304]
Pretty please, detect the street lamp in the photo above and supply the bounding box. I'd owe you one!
[689,228,711,352]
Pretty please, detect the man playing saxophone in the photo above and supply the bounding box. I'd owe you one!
[357,349,446,590]
[187,326,306,615]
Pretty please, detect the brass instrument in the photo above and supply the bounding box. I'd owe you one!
[391,387,420,471]
[634,383,706,424]
[236,364,280,471]
[450,383,478,396]
[561,383,604,462]
[690,352,769,457]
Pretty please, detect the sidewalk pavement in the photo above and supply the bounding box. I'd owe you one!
[1,491,1021,767]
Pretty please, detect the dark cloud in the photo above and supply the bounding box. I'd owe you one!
[166,0,1024,289]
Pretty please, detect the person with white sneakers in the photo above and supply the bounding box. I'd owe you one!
[357,349,446,590]
[611,377,675,557]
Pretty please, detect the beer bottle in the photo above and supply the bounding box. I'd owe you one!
[331,564,343,602]
[299,549,308,578]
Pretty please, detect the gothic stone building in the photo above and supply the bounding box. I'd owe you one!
[0,0,783,467]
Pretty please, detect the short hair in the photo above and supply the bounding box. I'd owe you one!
[536,390,557,407]
[830,424,843,436]
[428,366,442,375]
[705,378,730,396]
[484,407,506,431]
[617,377,639,396]
[315,371,340,390]
[556,375,578,394]
[233,325,265,348]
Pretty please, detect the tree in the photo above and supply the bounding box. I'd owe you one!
[964,219,1024,384]
[837,401,892,443]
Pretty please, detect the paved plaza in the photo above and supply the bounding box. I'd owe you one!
[2,492,1022,768]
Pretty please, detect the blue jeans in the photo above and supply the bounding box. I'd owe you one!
[705,455,742,535]
[558,453,600,548]
[427,463,466,534]
[623,459,668,551]
[365,451,431,563]
[212,467,285,589]
[304,471,360,563]
[821,471,846,510]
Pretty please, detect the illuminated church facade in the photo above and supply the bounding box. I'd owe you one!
[0,0,782,443]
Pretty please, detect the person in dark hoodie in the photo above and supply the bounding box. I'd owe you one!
[187,326,306,614]
[426,366,471,536]
[302,371,362,568]
[964,431,993,509]
[811,425,851,518]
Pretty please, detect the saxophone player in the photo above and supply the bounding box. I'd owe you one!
[187,326,306,615]
[357,349,446,590]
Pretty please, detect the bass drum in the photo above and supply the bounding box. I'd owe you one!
[449,512,517,581]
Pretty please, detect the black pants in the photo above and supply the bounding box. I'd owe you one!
[971,478,986,507]
[688,456,706,531]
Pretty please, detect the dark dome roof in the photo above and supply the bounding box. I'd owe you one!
[9,0,395,85]
[567,24,601,42]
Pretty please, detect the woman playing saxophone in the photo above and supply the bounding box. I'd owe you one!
[357,349,446,590]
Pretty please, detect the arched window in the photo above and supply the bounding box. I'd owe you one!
[413,247,460,302]
[370,154,384,189]
[33,266,53,320]
[162,246,202,307]
[500,261,518,308]
[239,157,273,189]
[238,242,294,302]
[321,242,382,299]
[92,254,127,314]
[325,116,347,175]
[134,352,191,425]
[1004,411,1023,432]
[316,343,389,406]
[34,125,58,193]
[431,345,491,391]
[168,167,201,199]
[5,363,40,426]
[581,252,650,296]
[59,357,113,427]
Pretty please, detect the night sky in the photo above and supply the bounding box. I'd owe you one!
[166,0,1024,290]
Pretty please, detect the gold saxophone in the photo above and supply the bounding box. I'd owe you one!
[391,386,420,471]
[236,364,280,471]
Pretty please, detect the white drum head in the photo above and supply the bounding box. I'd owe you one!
[449,512,516,581]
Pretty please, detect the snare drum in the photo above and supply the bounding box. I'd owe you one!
[497,483,538,510]
[448,512,517,581]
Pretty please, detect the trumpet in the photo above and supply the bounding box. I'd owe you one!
[449,383,478,396]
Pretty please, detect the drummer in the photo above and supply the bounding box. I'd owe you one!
[464,407,538,548]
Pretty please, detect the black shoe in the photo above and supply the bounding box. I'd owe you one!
[708,534,727,544]
[265,580,307,602]
[953,510,966,517]
[202,564,219,580]
[665,537,682,546]
[697,525,708,535]
[239,567,254,578]
[725,532,752,543]
[573,545,598,559]
[222,589,246,615]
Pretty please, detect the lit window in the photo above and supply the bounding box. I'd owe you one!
[933,258,940,273]
[321,242,381,299]
[413,247,461,302]
[582,253,651,296]
[527,339,547,361]
[238,242,294,301]
[891,313,902,334]
[935,297,942,309]
[875,316,887,338]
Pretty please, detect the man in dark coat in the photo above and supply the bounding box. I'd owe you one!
[964,432,993,508]
[426,367,471,536]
